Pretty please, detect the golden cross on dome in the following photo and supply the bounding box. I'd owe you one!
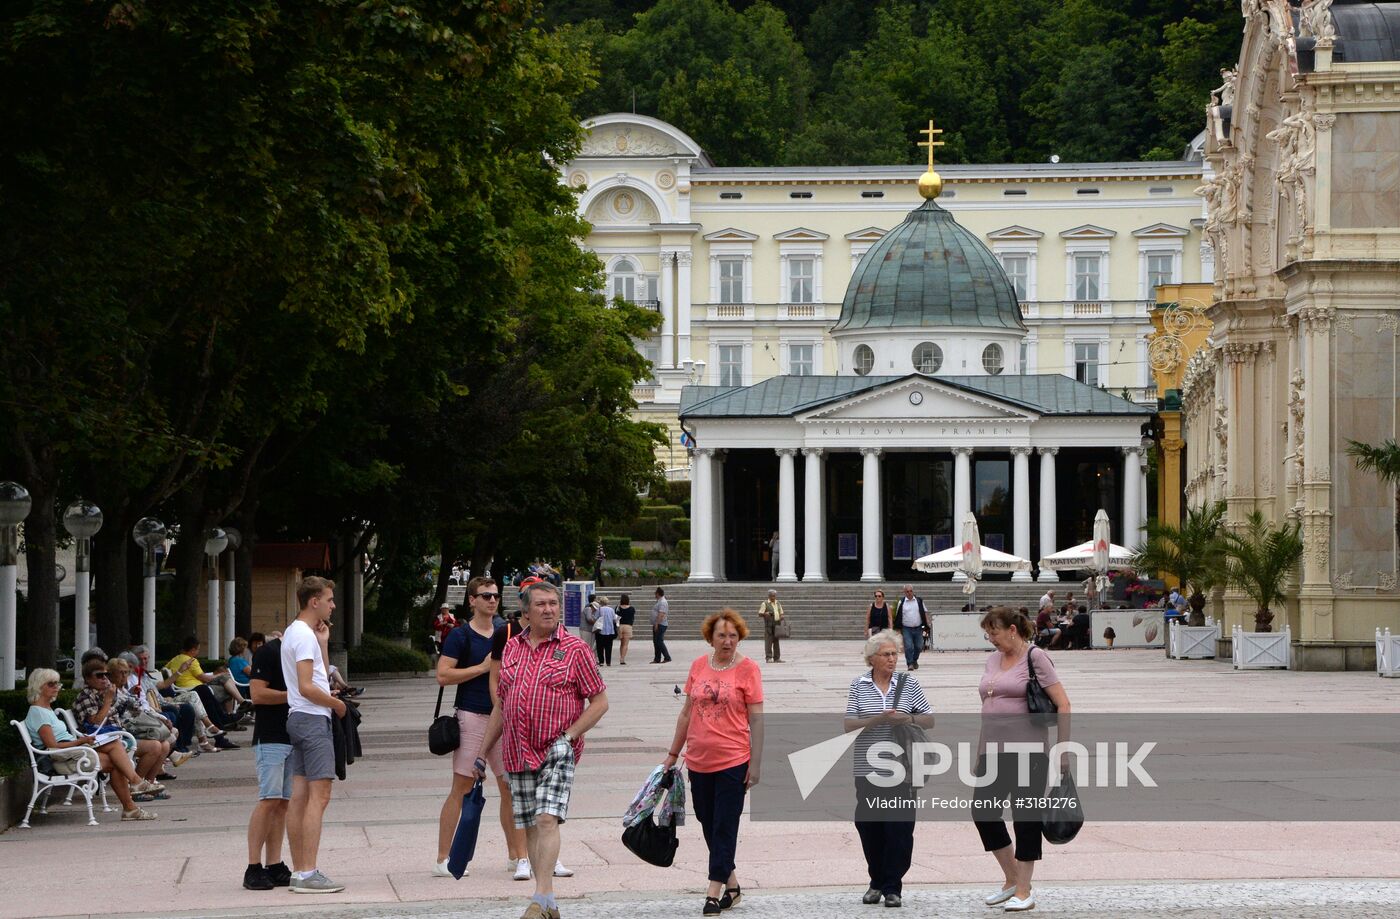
[918,119,945,171]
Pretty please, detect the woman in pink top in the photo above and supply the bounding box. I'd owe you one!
[974,607,1071,913]
[663,608,764,917]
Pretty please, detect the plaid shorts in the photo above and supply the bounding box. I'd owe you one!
[507,738,576,828]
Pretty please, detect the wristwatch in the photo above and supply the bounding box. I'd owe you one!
[559,731,574,744]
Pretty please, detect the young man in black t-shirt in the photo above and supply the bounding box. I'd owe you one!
[243,637,293,890]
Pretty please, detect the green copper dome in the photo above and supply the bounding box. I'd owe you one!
[833,199,1026,332]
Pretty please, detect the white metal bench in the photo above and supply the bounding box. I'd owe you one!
[8,718,103,827]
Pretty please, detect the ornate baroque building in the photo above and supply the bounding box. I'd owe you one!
[1185,0,1400,668]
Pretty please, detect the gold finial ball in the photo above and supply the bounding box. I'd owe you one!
[918,169,943,199]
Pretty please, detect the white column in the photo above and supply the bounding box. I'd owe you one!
[952,447,973,581]
[688,449,715,582]
[803,448,826,582]
[0,563,15,691]
[142,568,157,656]
[1012,447,1033,581]
[677,250,694,365]
[1037,447,1060,582]
[1122,446,1143,551]
[861,447,884,583]
[207,561,221,655]
[1140,451,1150,542]
[776,449,798,581]
[659,252,676,368]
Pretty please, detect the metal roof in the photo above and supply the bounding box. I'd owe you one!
[680,374,1153,420]
[1334,2,1400,62]
[833,199,1026,333]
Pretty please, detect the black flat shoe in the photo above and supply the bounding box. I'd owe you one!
[720,885,741,909]
[703,897,723,916]
[884,894,901,908]
[862,888,881,905]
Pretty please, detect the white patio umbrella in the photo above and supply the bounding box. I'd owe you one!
[1090,508,1112,608]
[957,513,983,596]
[1039,537,1136,572]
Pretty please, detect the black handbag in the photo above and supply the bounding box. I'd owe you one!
[1041,773,1084,844]
[622,770,679,867]
[428,685,460,755]
[1025,648,1058,727]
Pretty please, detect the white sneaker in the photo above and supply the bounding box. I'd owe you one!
[1004,892,1036,911]
[431,859,457,878]
[985,885,1017,906]
[552,860,574,878]
[513,858,531,881]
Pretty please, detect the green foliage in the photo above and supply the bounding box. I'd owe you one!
[559,0,1241,164]
[629,546,647,561]
[347,633,431,675]
[646,505,685,522]
[1346,439,1400,484]
[1130,500,1227,625]
[601,536,633,561]
[663,480,691,507]
[677,539,691,556]
[630,517,660,541]
[1222,511,1304,632]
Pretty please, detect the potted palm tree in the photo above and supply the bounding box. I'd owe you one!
[1222,511,1303,669]
[1130,500,1227,628]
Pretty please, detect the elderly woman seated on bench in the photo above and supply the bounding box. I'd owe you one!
[73,659,172,799]
[24,668,162,821]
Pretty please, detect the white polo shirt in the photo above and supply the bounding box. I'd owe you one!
[281,619,332,719]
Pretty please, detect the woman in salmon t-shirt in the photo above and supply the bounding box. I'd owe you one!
[662,608,764,917]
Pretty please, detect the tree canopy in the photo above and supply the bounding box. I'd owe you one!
[560,0,1243,165]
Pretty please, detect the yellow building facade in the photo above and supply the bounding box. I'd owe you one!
[567,114,1211,480]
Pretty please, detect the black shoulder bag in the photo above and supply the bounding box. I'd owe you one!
[1025,647,1059,727]
[622,769,679,867]
[429,684,460,755]
[889,673,930,786]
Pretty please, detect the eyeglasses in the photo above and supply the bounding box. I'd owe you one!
[44,680,60,688]
[472,592,500,601]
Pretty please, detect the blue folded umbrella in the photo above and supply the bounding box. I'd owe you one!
[448,781,487,879]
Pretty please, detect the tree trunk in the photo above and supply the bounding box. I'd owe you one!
[171,482,209,641]
[432,526,455,610]
[234,513,255,638]
[1254,606,1274,632]
[93,525,131,653]
[22,477,60,670]
[1188,591,1207,628]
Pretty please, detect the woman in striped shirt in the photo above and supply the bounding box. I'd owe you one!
[844,629,934,908]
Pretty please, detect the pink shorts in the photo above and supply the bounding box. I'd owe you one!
[453,710,505,778]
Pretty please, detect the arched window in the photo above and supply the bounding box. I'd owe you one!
[611,259,637,303]
[982,343,1005,375]
[912,342,943,374]
[853,344,875,376]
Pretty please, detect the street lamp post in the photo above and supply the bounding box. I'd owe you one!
[204,528,227,655]
[221,527,241,652]
[132,517,167,654]
[62,500,103,662]
[0,482,33,690]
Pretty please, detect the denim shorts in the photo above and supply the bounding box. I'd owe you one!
[255,742,294,800]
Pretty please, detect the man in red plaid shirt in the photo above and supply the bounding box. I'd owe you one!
[482,580,608,919]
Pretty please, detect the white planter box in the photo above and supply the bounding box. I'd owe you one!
[1232,624,1291,670]
[1169,620,1220,659]
[1377,628,1400,677]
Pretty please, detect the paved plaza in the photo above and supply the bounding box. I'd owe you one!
[4,641,1400,918]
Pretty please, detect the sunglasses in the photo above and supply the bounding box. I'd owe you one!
[44,680,60,688]
[472,592,501,601]
[92,672,110,679]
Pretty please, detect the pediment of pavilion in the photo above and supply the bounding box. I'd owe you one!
[796,377,1037,424]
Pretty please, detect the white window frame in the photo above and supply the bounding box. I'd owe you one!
[1139,246,1183,299]
[705,233,756,304]
[718,257,745,304]
[787,256,816,304]
[1072,252,1103,301]
[606,255,658,305]
[776,233,826,306]
[1061,228,1113,304]
[1071,340,1103,387]
[783,339,821,376]
[982,342,1006,376]
[990,243,1038,302]
[711,339,752,387]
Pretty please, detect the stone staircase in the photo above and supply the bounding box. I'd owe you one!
[649,580,1051,640]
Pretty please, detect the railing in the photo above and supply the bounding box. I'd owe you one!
[698,303,838,321]
[1020,300,1155,320]
[631,384,657,402]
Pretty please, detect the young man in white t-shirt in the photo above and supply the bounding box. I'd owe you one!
[279,576,347,894]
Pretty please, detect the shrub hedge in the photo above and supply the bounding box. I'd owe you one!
[348,633,431,674]
[601,536,632,561]
[629,517,659,541]
[647,504,685,523]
